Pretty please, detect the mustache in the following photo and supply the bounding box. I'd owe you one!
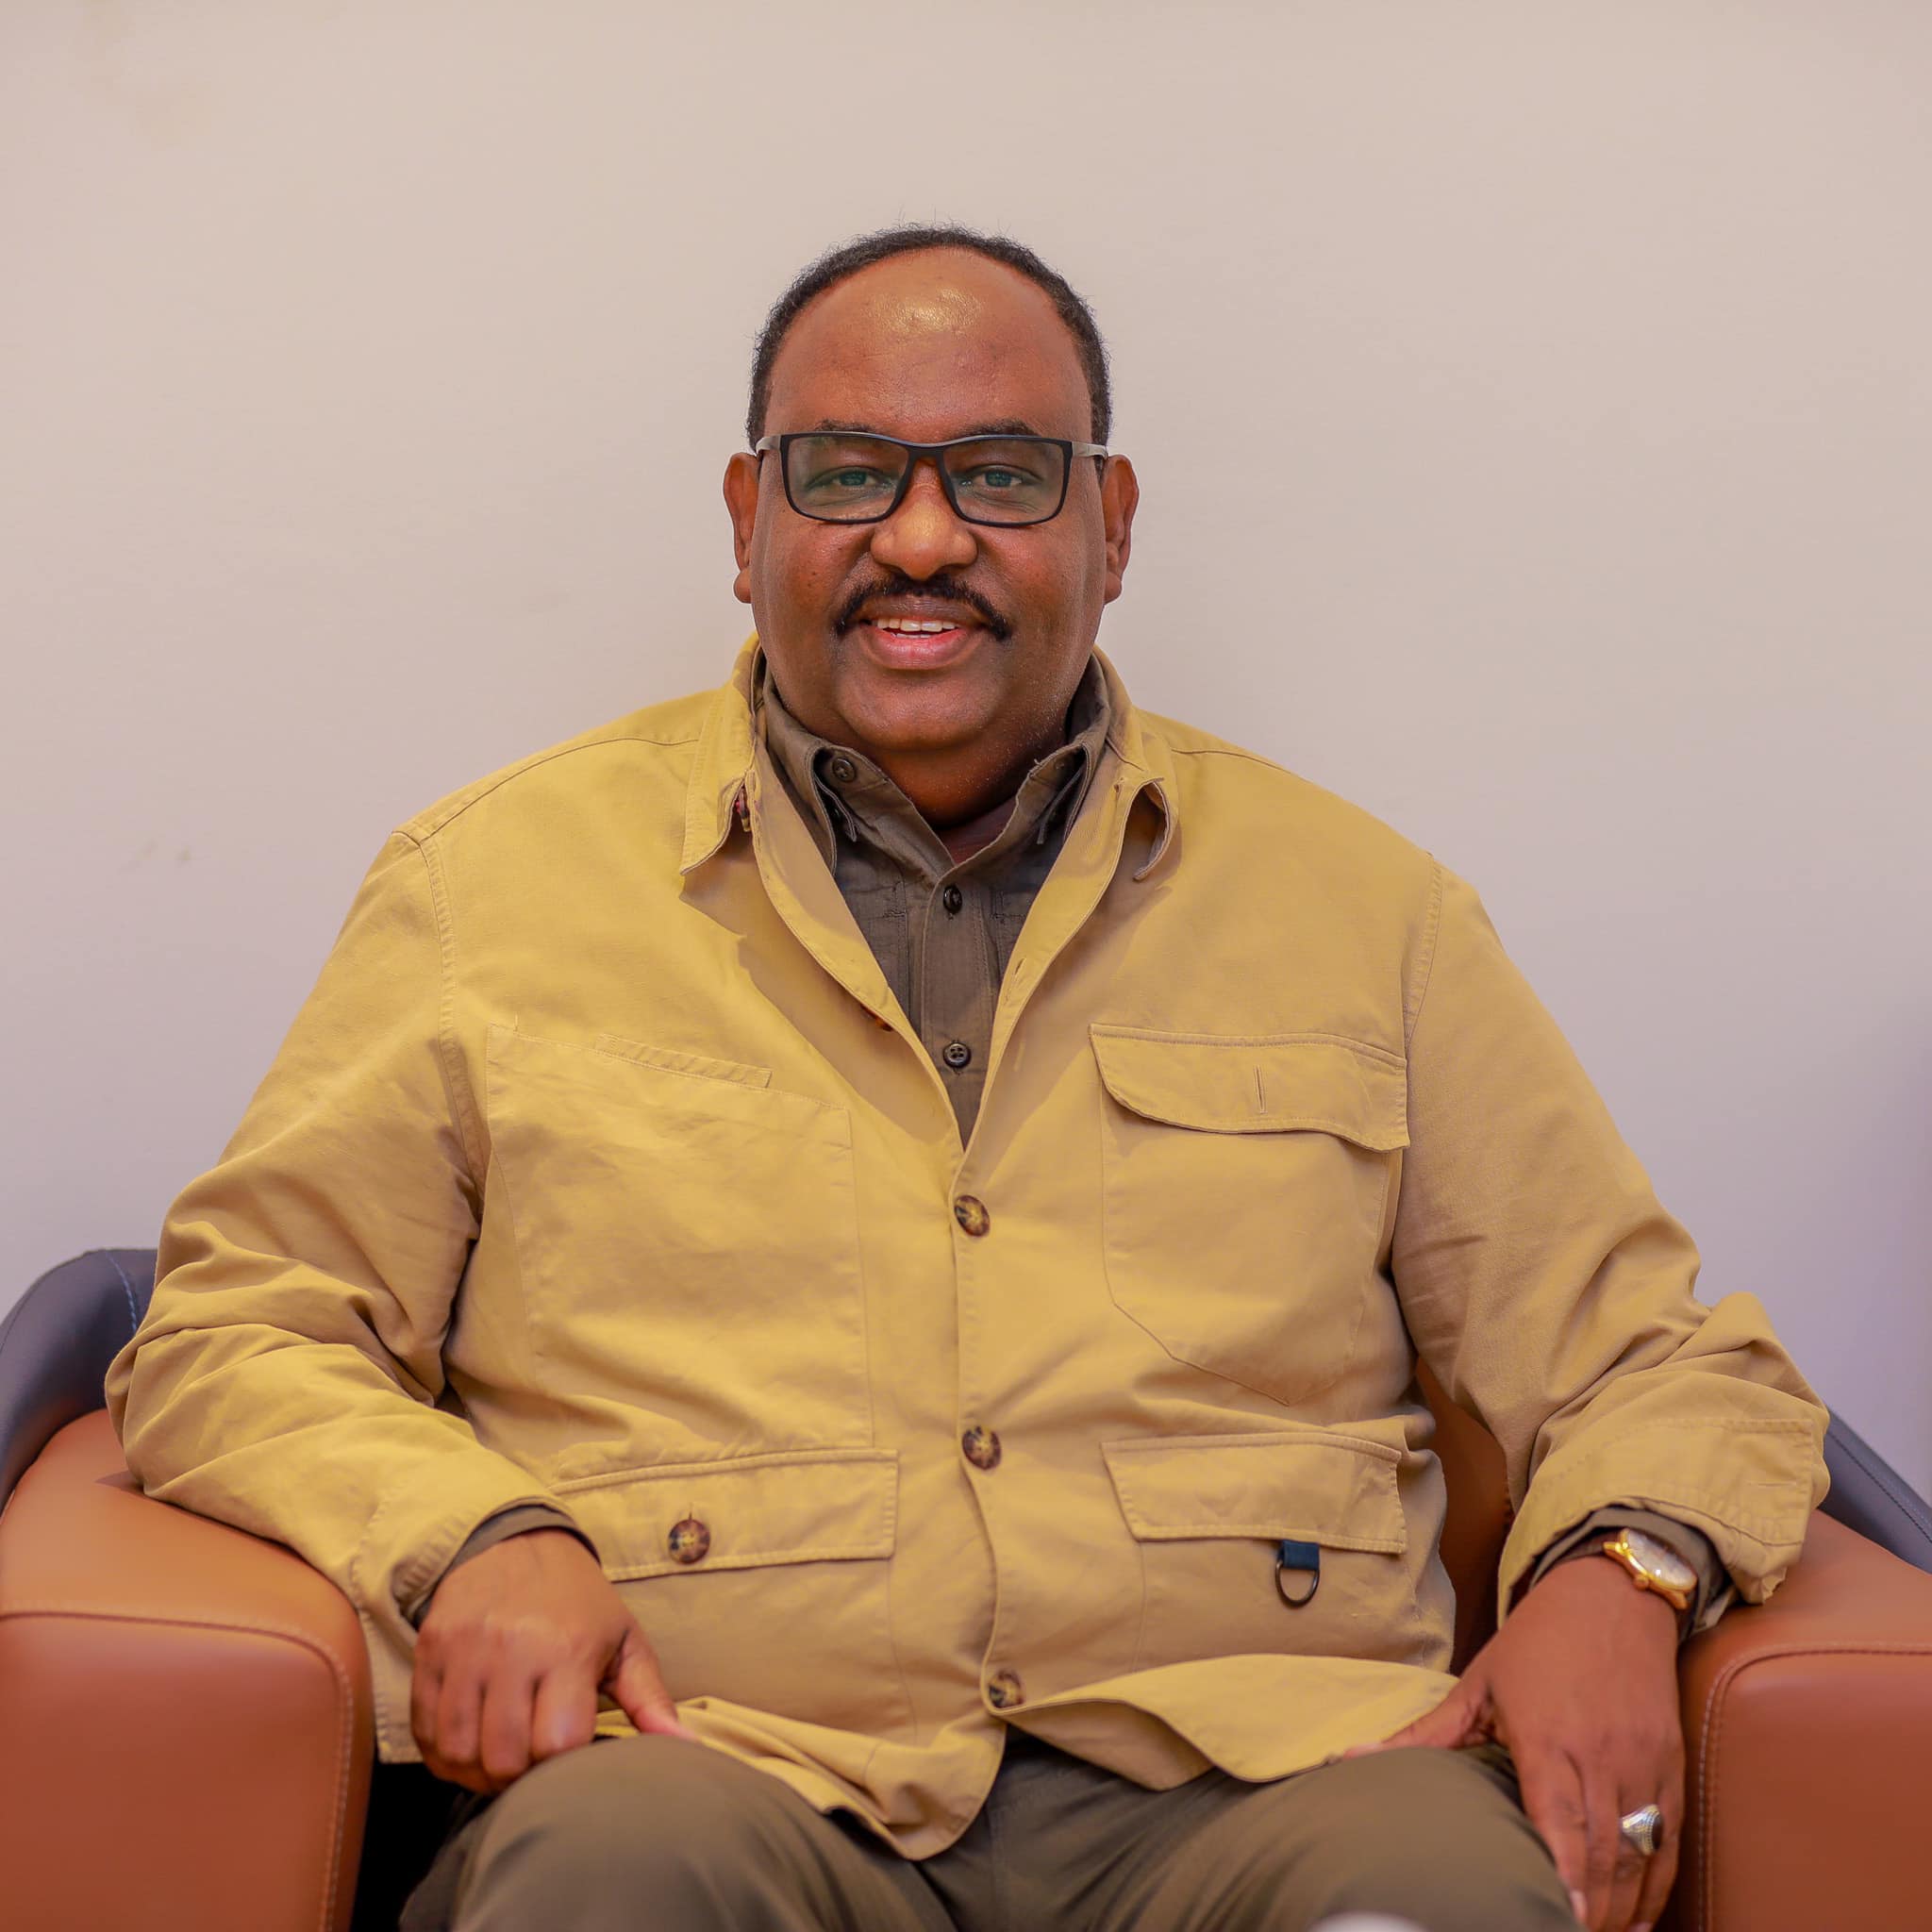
[832,574,1013,641]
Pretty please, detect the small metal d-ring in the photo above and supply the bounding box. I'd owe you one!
[1274,1539,1322,1607]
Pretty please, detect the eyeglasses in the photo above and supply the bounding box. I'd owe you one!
[753,430,1109,527]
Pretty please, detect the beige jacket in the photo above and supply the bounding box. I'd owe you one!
[108,641,1828,1857]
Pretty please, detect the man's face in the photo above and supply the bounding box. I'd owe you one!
[723,249,1138,820]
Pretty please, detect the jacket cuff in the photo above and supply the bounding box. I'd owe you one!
[1495,1413,1819,1629]
[1524,1507,1734,1639]
[403,1503,595,1629]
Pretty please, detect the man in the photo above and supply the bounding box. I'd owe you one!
[108,226,1827,1932]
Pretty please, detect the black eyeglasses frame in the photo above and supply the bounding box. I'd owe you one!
[752,430,1110,528]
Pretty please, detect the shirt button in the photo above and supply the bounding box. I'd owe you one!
[987,1669,1024,1710]
[941,884,964,915]
[941,1040,973,1071]
[828,755,859,785]
[667,1518,711,1565]
[961,1426,1003,1471]
[953,1195,991,1238]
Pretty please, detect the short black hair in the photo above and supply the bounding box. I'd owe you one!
[746,224,1111,448]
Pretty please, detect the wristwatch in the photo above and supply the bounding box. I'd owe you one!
[1595,1527,1698,1614]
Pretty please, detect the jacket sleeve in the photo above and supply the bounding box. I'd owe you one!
[1389,861,1828,1624]
[106,831,567,1651]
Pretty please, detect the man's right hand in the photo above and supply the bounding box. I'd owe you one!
[410,1528,695,1792]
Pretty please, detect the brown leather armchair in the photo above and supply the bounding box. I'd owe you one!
[5,1250,1930,1931]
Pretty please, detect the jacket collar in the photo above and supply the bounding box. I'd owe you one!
[1092,644,1177,880]
[679,635,1176,879]
[678,637,762,874]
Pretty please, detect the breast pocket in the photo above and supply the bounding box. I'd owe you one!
[1092,1027,1409,1408]
[1103,1425,1418,1670]
[485,1025,868,1448]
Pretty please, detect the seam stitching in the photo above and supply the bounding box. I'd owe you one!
[101,1250,139,1337]
[1404,858,1446,1052]
[554,1446,896,1494]
[407,831,487,1184]
[599,1540,894,1581]
[409,730,704,838]
[1091,1025,1406,1066]
[1120,1524,1406,1551]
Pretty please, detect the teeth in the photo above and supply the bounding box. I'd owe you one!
[874,618,958,632]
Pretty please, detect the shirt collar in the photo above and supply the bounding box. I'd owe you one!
[757,654,1114,874]
[679,635,1178,879]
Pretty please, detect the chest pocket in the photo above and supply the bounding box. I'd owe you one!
[485,1025,868,1450]
[1092,1027,1409,1408]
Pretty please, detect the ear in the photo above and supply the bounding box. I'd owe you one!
[1099,455,1139,605]
[722,451,763,606]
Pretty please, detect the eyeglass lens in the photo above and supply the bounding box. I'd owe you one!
[785,434,1066,525]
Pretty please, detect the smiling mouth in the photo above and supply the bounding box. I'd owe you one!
[850,614,986,668]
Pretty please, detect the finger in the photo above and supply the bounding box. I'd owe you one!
[608,1624,695,1740]
[1513,1743,1591,1927]
[408,1645,443,1762]
[1585,1767,1650,1932]
[1342,1682,1482,1757]
[530,1664,600,1763]
[476,1659,541,1790]
[1627,1776,1683,1932]
[433,1655,491,1792]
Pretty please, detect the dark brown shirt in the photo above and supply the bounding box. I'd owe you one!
[758,654,1111,1142]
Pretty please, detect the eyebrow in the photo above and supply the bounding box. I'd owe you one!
[807,418,1046,439]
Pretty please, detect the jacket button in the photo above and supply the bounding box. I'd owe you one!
[987,1669,1024,1710]
[942,1040,973,1071]
[961,1426,1003,1471]
[667,1518,711,1565]
[953,1195,991,1238]
[941,884,963,915]
[828,755,859,785]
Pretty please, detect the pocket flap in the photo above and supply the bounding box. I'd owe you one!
[553,1449,897,1582]
[1102,1429,1407,1554]
[1090,1028,1409,1148]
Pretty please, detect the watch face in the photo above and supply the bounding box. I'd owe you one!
[1622,1528,1698,1591]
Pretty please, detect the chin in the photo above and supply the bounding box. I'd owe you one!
[835,672,1005,757]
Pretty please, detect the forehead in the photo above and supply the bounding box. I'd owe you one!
[764,248,1090,442]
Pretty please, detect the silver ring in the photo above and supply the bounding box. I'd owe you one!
[1618,1804,1664,1858]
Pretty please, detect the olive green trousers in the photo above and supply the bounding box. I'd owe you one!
[401,1731,1575,1932]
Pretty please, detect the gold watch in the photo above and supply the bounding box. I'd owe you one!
[1597,1527,1697,1614]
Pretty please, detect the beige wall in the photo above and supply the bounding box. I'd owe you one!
[4,1,1927,1491]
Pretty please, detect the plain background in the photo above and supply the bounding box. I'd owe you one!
[3,1,1926,1492]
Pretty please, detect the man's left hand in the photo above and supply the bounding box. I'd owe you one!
[1344,1554,1684,1932]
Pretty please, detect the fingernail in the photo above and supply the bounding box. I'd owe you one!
[1569,1890,1589,1925]
[1634,1922,1655,1932]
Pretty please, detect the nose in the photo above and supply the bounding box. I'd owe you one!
[868,458,978,580]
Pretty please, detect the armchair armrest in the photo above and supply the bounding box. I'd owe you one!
[1666,1510,1932,1932]
[0,1409,373,1932]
